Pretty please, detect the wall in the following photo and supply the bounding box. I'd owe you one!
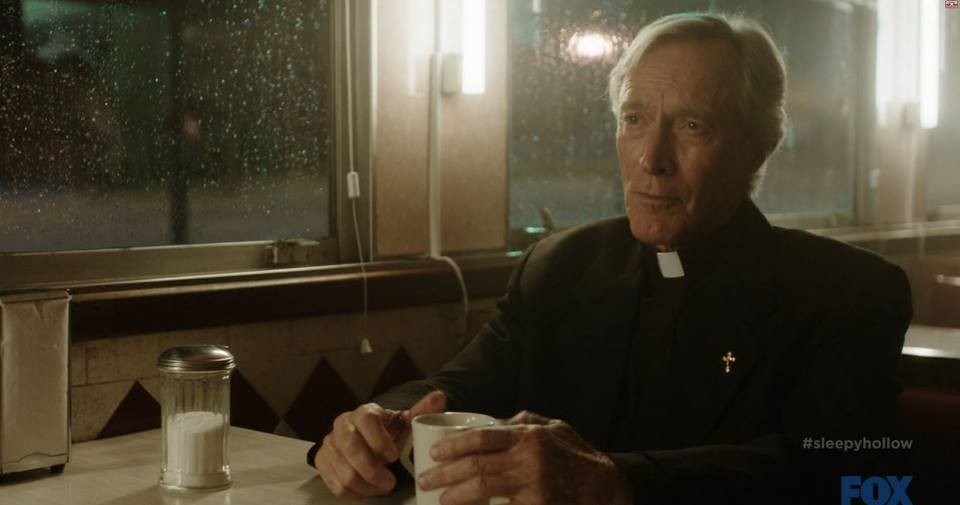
[69,297,498,443]
[373,0,432,256]
[374,0,508,257]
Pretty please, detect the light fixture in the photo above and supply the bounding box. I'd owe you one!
[919,0,940,129]
[461,0,485,94]
[567,31,617,62]
[875,0,940,129]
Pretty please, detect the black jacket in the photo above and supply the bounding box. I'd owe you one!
[362,201,913,503]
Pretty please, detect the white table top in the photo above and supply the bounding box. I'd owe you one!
[0,427,416,505]
[2,324,954,504]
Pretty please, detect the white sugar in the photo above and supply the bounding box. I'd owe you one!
[165,411,226,479]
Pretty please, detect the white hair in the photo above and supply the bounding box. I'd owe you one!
[608,12,787,193]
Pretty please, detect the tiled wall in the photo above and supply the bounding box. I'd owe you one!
[70,298,498,444]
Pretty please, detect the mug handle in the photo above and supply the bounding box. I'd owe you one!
[399,435,416,478]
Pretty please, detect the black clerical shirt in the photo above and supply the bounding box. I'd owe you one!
[608,246,687,451]
[607,204,766,452]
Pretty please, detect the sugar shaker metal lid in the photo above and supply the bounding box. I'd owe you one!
[157,345,236,373]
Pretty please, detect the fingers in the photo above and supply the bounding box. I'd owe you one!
[504,410,553,426]
[350,405,400,462]
[397,391,446,451]
[440,472,518,505]
[382,408,407,439]
[315,441,363,499]
[332,420,397,492]
[431,427,521,462]
[318,400,435,499]
[418,451,511,491]
[327,433,396,496]
[403,390,448,422]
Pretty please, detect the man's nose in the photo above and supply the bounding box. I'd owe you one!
[639,120,675,176]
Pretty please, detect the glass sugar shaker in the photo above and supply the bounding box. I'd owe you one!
[157,345,235,490]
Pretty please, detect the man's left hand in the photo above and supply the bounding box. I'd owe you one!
[417,411,633,505]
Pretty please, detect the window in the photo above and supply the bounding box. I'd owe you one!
[507,0,873,247]
[3,0,958,288]
[0,0,334,253]
[924,6,959,220]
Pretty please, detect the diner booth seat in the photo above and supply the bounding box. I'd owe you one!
[894,357,960,501]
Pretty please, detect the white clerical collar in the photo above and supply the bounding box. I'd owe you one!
[656,250,685,278]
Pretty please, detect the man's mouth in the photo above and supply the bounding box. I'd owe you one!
[632,191,680,203]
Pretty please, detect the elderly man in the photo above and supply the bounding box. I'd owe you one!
[308,12,911,504]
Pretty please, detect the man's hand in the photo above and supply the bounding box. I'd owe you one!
[417,411,633,505]
[314,390,447,498]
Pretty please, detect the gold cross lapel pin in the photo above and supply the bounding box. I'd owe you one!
[722,351,736,374]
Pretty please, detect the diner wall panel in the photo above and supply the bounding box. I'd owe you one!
[68,298,498,443]
[374,0,509,256]
[374,0,433,257]
[438,0,508,253]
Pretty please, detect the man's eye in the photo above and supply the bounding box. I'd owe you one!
[681,120,710,136]
[624,113,640,124]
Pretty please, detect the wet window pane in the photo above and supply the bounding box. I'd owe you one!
[507,0,864,243]
[0,0,332,253]
[926,9,960,219]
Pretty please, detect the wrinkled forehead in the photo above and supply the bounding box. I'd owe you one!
[619,38,743,115]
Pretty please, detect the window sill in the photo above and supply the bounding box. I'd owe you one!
[809,219,960,242]
[50,220,960,342]
[67,254,517,342]
[809,220,960,255]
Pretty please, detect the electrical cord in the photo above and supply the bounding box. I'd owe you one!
[343,0,371,354]
[344,0,469,352]
[351,195,372,354]
[432,253,469,323]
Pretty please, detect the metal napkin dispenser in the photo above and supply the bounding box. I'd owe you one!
[0,290,71,475]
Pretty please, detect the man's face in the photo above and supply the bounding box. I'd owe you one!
[616,38,759,249]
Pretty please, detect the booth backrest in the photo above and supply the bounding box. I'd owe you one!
[930,275,960,328]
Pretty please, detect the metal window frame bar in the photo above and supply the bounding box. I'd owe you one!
[334,0,376,264]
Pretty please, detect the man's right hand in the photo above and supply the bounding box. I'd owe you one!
[314,390,447,498]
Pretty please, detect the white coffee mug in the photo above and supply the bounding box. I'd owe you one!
[400,412,508,505]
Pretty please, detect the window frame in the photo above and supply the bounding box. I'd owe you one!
[0,0,371,289]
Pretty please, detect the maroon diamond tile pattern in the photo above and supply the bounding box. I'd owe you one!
[369,347,425,400]
[98,381,160,439]
[284,358,359,443]
[91,346,427,444]
[231,370,280,434]
[286,347,426,443]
